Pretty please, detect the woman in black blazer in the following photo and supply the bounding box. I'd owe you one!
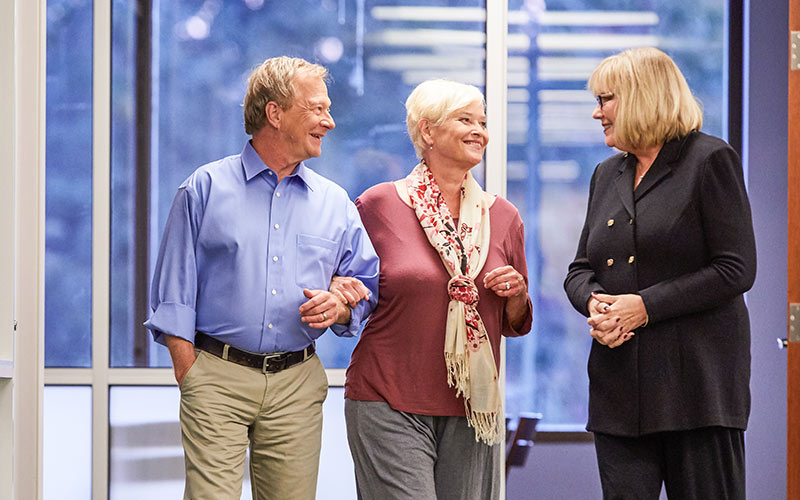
[564,47,756,499]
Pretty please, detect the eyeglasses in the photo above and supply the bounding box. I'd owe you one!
[594,92,615,109]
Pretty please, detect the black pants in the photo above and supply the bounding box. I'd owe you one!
[594,427,745,500]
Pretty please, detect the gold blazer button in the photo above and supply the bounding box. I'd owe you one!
[607,219,615,227]
[607,258,614,267]
[628,255,635,264]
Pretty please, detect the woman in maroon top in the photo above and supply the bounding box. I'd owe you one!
[341,79,532,500]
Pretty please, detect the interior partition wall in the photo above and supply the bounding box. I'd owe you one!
[36,1,732,499]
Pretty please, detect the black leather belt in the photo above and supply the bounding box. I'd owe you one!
[194,331,315,373]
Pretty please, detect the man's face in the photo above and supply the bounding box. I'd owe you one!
[279,72,335,164]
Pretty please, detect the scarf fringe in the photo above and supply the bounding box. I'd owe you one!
[447,352,502,445]
[466,406,502,445]
[445,352,470,399]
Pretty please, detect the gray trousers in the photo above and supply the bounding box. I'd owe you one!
[344,398,501,500]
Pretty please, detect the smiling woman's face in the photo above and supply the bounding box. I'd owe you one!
[592,91,621,150]
[426,100,489,169]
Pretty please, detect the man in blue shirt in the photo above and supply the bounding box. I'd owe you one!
[144,56,379,500]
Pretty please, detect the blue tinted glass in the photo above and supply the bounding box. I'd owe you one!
[43,386,92,499]
[109,0,170,367]
[111,0,485,367]
[45,0,93,367]
[504,0,727,426]
[109,386,352,499]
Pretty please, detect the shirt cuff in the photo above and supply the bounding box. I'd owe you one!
[144,302,197,346]
[330,298,373,337]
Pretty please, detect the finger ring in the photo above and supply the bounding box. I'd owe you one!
[504,282,510,290]
[322,312,327,320]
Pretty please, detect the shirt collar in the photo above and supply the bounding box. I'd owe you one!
[240,141,316,191]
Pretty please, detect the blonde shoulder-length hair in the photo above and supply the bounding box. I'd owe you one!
[405,79,486,158]
[588,47,703,150]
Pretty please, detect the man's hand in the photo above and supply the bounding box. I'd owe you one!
[164,335,197,387]
[299,289,351,328]
[329,276,371,308]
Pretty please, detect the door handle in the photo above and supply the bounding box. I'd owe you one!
[787,304,800,350]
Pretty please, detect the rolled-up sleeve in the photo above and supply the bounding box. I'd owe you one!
[330,201,380,337]
[144,185,202,346]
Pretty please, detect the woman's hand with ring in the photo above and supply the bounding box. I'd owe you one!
[483,265,527,297]
[484,265,530,330]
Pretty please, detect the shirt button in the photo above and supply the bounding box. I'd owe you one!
[607,219,614,227]
[273,223,279,229]
[276,192,281,197]
[268,171,274,175]
[271,289,277,295]
[272,256,279,262]
[628,255,635,264]
[607,258,614,267]
[268,323,273,329]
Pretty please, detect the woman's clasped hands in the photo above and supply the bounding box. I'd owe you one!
[587,292,648,348]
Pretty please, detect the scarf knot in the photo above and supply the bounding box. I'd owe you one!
[447,275,480,306]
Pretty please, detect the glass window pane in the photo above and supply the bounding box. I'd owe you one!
[109,386,184,499]
[111,1,486,368]
[45,0,93,367]
[44,386,92,500]
[109,386,353,499]
[504,0,728,426]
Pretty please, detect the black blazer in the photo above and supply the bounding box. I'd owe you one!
[564,131,757,437]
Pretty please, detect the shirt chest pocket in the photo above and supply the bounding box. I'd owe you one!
[295,233,339,289]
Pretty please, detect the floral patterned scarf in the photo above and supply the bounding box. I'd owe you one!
[406,162,501,444]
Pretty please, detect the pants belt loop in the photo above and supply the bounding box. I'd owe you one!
[222,344,230,361]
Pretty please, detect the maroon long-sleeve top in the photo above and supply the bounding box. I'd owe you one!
[345,182,532,416]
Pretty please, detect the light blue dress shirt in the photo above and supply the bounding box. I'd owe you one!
[144,142,379,353]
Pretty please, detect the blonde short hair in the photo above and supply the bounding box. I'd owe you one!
[405,79,486,157]
[243,56,329,134]
[587,47,703,150]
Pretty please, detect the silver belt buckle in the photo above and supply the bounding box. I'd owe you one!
[261,352,283,373]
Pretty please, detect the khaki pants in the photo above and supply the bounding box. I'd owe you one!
[179,349,328,500]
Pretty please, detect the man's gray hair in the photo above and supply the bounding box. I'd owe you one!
[243,56,329,134]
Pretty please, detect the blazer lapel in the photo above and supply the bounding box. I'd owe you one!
[614,154,636,219]
[633,134,691,201]
[634,163,671,201]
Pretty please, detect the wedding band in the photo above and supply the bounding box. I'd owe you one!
[322,312,327,320]
[504,282,510,290]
